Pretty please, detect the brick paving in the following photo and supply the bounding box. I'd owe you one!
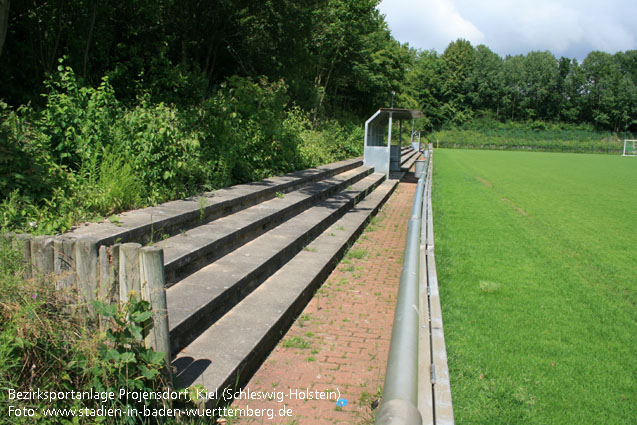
[230,178,417,425]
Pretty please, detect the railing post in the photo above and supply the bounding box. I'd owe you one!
[119,242,142,303]
[139,246,171,370]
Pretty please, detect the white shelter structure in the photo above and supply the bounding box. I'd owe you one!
[364,108,422,177]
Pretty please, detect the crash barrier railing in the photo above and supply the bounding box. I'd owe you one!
[376,145,454,425]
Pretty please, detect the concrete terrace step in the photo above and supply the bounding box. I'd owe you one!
[66,158,363,247]
[157,165,373,285]
[401,147,421,168]
[172,178,399,404]
[166,172,386,356]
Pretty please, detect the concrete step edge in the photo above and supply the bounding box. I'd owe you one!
[66,158,363,247]
[160,165,373,285]
[166,173,387,355]
[172,178,399,404]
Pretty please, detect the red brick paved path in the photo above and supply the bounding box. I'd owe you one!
[231,179,417,425]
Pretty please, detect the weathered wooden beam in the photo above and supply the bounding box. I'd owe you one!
[54,236,77,290]
[98,243,120,305]
[31,235,54,276]
[119,243,142,303]
[139,246,171,371]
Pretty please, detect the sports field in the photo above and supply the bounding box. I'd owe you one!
[432,149,636,424]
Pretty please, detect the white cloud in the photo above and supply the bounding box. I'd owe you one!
[429,0,484,43]
[377,0,484,51]
[378,0,637,60]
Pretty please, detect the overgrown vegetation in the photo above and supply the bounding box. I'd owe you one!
[0,0,400,235]
[0,65,364,234]
[0,239,175,424]
[428,119,630,153]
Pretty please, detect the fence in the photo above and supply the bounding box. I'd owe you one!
[3,233,170,364]
[376,145,454,425]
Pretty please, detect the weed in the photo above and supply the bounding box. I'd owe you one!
[198,196,208,222]
[341,264,356,273]
[275,191,285,199]
[479,280,501,293]
[297,313,312,328]
[346,247,368,260]
[281,336,311,349]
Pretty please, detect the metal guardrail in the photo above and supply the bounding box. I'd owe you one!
[376,146,454,425]
[375,151,428,425]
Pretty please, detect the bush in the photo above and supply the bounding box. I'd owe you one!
[0,66,365,235]
[430,118,628,154]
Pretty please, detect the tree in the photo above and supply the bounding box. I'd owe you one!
[501,55,525,121]
[440,39,475,124]
[0,0,8,57]
[466,44,503,117]
[407,50,445,129]
[521,51,559,120]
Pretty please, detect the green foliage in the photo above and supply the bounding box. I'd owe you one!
[92,297,168,401]
[281,336,312,349]
[284,107,364,168]
[429,119,629,154]
[0,64,366,234]
[406,39,637,132]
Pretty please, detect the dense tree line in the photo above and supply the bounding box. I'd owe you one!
[3,3,634,132]
[0,0,409,120]
[407,39,637,132]
[1,0,413,233]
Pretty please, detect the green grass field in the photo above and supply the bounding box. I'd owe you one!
[432,149,636,424]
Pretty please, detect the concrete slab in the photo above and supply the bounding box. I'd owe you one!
[172,179,398,404]
[166,173,386,355]
[157,166,373,284]
[66,158,363,247]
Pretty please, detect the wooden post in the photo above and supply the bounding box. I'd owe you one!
[31,235,54,276]
[119,243,142,303]
[12,233,33,278]
[139,246,171,369]
[98,244,120,305]
[54,236,77,290]
[75,237,99,310]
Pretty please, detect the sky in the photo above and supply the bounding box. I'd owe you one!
[377,0,637,61]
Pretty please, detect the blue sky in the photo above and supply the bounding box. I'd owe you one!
[377,0,637,60]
